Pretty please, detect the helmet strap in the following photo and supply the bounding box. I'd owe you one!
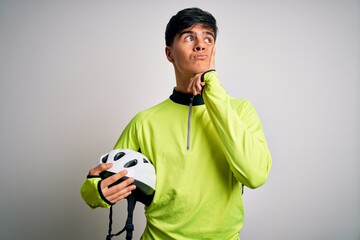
[105,194,137,240]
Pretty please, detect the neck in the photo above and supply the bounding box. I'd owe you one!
[174,69,196,94]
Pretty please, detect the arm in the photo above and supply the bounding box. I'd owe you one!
[80,114,142,208]
[201,70,272,188]
[80,163,136,209]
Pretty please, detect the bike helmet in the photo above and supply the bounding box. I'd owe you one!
[99,149,156,240]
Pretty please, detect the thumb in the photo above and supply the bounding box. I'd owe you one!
[88,163,113,176]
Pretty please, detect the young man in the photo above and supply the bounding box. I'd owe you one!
[81,7,272,239]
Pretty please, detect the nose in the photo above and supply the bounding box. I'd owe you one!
[194,40,205,52]
[195,45,205,51]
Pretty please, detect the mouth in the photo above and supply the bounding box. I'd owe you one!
[194,54,208,60]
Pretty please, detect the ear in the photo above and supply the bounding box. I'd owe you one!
[165,46,173,62]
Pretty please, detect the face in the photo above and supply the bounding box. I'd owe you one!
[166,24,215,78]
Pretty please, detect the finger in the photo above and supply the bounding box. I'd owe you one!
[192,83,198,95]
[195,78,202,93]
[187,77,195,93]
[193,74,203,95]
[187,73,203,95]
[108,191,132,203]
[103,178,137,203]
[88,163,112,176]
[101,169,128,188]
[101,176,135,196]
[108,176,135,192]
[106,183,137,203]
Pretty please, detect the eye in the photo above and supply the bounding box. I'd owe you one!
[204,38,213,43]
[185,35,194,42]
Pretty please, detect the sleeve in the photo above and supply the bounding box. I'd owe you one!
[80,115,140,209]
[113,113,141,150]
[201,70,272,189]
[80,176,111,209]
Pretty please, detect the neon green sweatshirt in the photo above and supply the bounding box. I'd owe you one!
[81,70,272,240]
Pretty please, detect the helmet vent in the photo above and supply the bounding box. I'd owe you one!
[101,154,109,163]
[114,152,125,161]
[124,159,138,168]
[143,158,149,163]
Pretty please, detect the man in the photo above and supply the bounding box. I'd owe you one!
[81,7,272,239]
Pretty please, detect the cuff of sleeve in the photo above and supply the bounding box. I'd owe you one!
[201,69,217,82]
[98,180,115,206]
[80,177,112,209]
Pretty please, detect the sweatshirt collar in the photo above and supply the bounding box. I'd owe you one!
[169,88,204,106]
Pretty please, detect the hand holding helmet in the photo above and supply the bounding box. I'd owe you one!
[96,149,156,240]
[99,149,156,196]
[87,161,136,204]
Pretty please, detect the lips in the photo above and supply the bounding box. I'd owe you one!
[194,54,207,60]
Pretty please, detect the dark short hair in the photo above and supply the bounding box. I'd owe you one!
[165,7,218,46]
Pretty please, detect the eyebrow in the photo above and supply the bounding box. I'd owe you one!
[178,30,215,40]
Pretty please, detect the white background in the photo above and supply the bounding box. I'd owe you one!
[0,0,359,239]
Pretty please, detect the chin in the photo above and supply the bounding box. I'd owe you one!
[179,66,210,78]
[192,67,210,75]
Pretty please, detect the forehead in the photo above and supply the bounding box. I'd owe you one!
[178,24,215,37]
